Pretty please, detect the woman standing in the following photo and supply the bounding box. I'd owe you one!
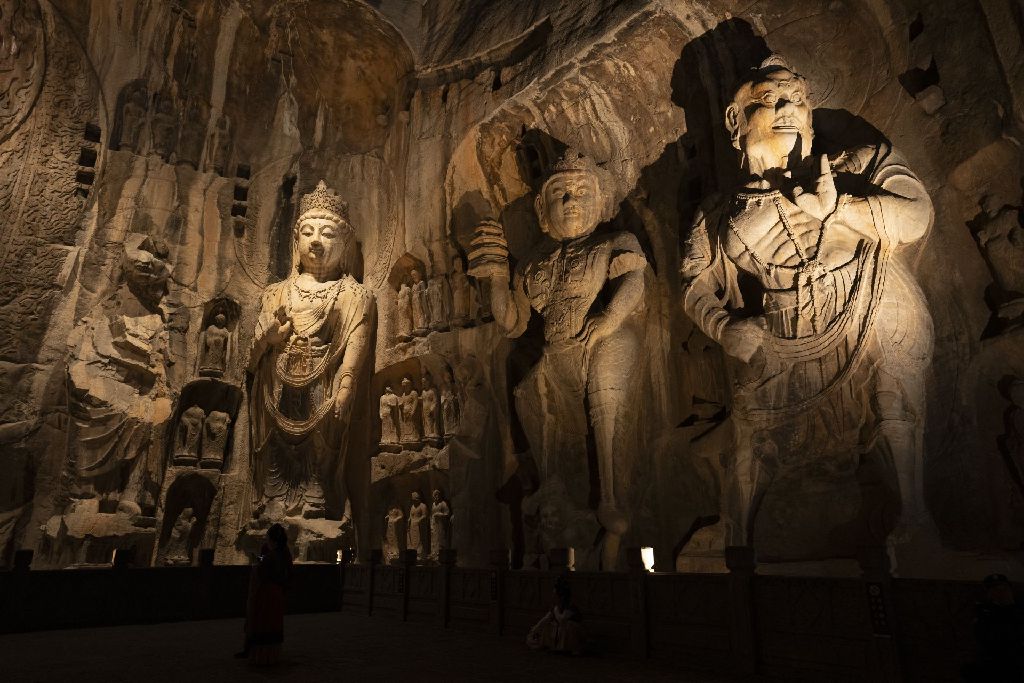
[238,524,292,665]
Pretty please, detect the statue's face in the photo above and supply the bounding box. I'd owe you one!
[412,492,421,503]
[296,216,347,277]
[214,313,226,327]
[410,269,421,283]
[536,170,601,241]
[123,243,170,302]
[432,490,441,502]
[728,69,812,166]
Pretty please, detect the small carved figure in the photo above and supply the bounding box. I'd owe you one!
[429,490,450,561]
[198,313,230,378]
[407,492,428,558]
[427,272,452,332]
[119,88,147,153]
[449,256,472,328]
[411,269,429,336]
[440,368,460,439]
[378,385,401,451]
[383,505,405,563]
[469,149,647,570]
[398,376,422,449]
[174,405,206,466]
[163,507,195,566]
[150,98,177,162]
[200,410,231,470]
[420,372,441,444]
[248,180,374,523]
[395,281,414,342]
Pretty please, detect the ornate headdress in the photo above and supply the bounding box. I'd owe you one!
[549,148,597,176]
[298,180,349,224]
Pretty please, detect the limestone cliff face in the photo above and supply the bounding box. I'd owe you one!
[0,0,1019,576]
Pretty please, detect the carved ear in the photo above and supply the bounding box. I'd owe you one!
[534,193,549,233]
[725,103,742,149]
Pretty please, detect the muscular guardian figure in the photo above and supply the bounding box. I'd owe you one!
[680,56,934,551]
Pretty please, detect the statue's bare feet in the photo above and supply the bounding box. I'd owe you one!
[117,499,142,517]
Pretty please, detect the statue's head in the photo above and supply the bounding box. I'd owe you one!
[401,376,413,391]
[432,489,442,502]
[293,180,352,280]
[411,491,421,503]
[213,313,226,327]
[409,268,422,283]
[535,149,602,241]
[384,384,393,393]
[725,55,813,168]
[122,233,170,308]
[422,371,433,387]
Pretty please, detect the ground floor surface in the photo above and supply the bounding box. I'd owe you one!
[0,611,745,682]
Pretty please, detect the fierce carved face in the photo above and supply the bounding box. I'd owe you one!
[535,170,601,241]
[123,238,170,307]
[726,67,813,168]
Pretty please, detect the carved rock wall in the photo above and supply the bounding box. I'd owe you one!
[0,0,1020,577]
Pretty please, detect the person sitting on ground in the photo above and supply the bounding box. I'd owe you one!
[526,575,585,655]
[963,573,1024,681]
[236,523,293,665]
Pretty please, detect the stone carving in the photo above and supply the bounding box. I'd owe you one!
[407,492,428,558]
[469,149,647,569]
[429,489,450,560]
[119,87,148,153]
[248,180,374,522]
[395,281,414,342]
[449,256,472,328]
[398,376,422,449]
[66,234,175,516]
[200,410,231,470]
[440,368,460,439]
[420,372,441,444]
[975,208,1024,322]
[197,313,230,378]
[410,269,429,336]
[163,507,195,566]
[0,0,44,141]
[383,505,404,563]
[679,56,935,549]
[427,272,452,332]
[174,405,206,467]
[378,385,401,452]
[150,98,177,161]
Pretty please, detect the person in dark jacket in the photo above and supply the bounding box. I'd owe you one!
[236,523,292,665]
[527,575,585,655]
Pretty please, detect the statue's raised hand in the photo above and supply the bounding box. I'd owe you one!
[263,307,292,347]
[792,154,838,221]
[466,219,510,280]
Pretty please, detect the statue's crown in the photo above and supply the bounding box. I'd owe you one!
[550,148,596,175]
[298,180,349,222]
[756,54,804,80]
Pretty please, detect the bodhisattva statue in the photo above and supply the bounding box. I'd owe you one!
[420,372,441,444]
[407,492,428,558]
[411,269,429,336]
[383,505,405,563]
[378,385,401,451]
[396,281,414,342]
[200,410,231,470]
[399,376,422,449]
[469,150,647,569]
[248,180,374,522]
[680,56,935,550]
[174,405,206,466]
[427,272,452,332]
[197,313,230,378]
[163,507,195,566]
[449,256,472,327]
[429,489,450,561]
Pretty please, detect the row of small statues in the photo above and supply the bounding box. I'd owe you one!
[383,491,450,563]
[379,373,460,451]
[393,258,492,343]
[173,406,232,470]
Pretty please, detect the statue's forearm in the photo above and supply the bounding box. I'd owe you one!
[842,175,932,245]
[489,274,525,335]
[602,269,644,328]
[683,279,733,342]
[336,321,370,390]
